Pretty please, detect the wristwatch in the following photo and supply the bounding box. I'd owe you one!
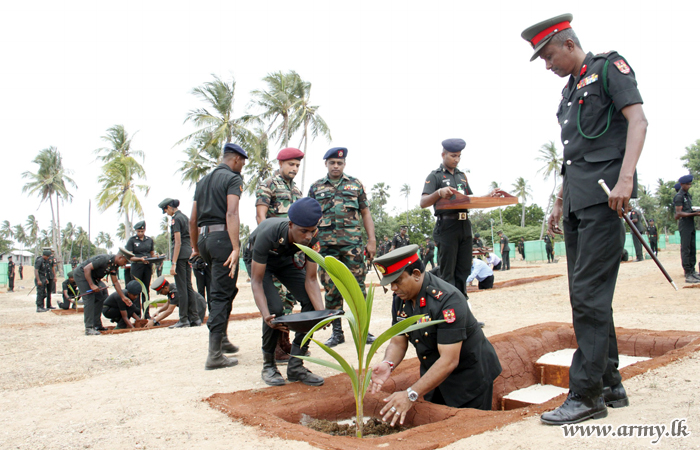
[407,387,419,402]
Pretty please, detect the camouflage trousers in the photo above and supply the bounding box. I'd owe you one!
[318,244,367,309]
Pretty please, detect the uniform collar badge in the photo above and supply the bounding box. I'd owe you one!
[420,297,426,307]
[279,238,285,244]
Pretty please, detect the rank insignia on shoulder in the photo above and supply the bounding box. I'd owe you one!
[420,297,426,307]
[434,290,444,299]
[576,73,598,89]
[443,309,456,323]
[614,59,630,74]
[425,180,430,184]
[417,315,431,324]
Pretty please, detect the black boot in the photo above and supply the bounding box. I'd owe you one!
[262,351,286,386]
[221,321,239,353]
[287,344,324,386]
[324,319,345,348]
[540,391,607,425]
[603,382,629,408]
[205,333,238,370]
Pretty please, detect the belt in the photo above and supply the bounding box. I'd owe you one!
[199,224,227,235]
[439,212,468,220]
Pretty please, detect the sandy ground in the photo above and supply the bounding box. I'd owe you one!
[1,246,699,450]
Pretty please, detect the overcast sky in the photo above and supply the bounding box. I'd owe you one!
[2,0,698,252]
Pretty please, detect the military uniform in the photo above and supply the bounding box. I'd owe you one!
[628,209,645,261]
[544,234,555,263]
[75,254,120,330]
[162,281,207,323]
[674,189,696,276]
[47,254,57,300]
[7,258,15,292]
[308,173,370,308]
[422,163,473,295]
[517,239,525,261]
[193,162,243,335]
[555,50,643,399]
[256,171,303,315]
[34,255,51,310]
[391,270,501,409]
[423,240,435,269]
[646,222,658,256]
[170,209,198,325]
[392,232,410,251]
[125,229,155,317]
[58,277,79,310]
[102,291,140,328]
[499,234,510,270]
[18,263,23,280]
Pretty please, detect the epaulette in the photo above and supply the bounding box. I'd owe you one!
[426,285,447,301]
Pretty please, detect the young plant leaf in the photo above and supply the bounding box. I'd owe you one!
[301,316,342,347]
[305,338,360,395]
[364,315,441,367]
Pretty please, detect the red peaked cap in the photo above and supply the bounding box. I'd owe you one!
[277,147,305,161]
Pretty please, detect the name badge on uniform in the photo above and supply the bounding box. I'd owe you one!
[344,185,359,191]
[576,73,598,89]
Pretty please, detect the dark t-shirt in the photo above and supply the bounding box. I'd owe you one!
[62,279,79,298]
[422,164,473,215]
[500,235,510,252]
[245,218,319,266]
[126,235,155,258]
[674,190,694,226]
[34,257,50,279]
[166,282,179,306]
[104,291,130,311]
[193,163,244,226]
[170,210,192,260]
[78,254,119,281]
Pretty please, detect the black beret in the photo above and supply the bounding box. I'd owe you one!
[323,147,347,160]
[125,280,142,296]
[134,221,146,230]
[442,139,466,153]
[288,198,323,227]
[158,198,174,210]
[42,249,52,256]
[223,143,248,158]
[674,183,681,192]
[679,174,694,184]
[67,271,74,278]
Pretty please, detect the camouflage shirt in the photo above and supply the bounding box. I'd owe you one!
[255,173,302,218]
[308,173,369,246]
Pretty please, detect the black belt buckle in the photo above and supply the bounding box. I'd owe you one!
[458,212,467,220]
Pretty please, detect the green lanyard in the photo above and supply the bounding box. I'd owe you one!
[576,60,614,140]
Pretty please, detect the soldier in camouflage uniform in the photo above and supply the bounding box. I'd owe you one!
[308,147,377,347]
[255,147,305,363]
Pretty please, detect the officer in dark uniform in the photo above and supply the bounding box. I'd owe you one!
[191,256,210,301]
[146,276,207,328]
[34,249,52,312]
[517,237,526,261]
[369,245,501,422]
[544,231,555,263]
[472,233,485,251]
[58,271,79,310]
[46,248,57,303]
[379,236,391,256]
[646,219,658,256]
[75,248,133,335]
[18,262,23,280]
[102,280,143,329]
[628,208,645,261]
[7,255,15,292]
[71,257,78,269]
[190,142,246,370]
[674,174,700,283]
[125,220,156,318]
[422,238,435,269]
[523,13,647,424]
[244,198,327,387]
[420,139,474,296]
[497,231,510,270]
[391,226,410,251]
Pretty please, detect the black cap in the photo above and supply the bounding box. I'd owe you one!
[125,280,142,296]
[134,221,145,230]
[223,143,248,158]
[442,139,466,153]
[323,147,347,160]
[373,244,421,286]
[42,249,52,256]
[521,13,574,62]
[288,198,323,227]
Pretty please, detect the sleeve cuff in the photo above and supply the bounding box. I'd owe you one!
[437,327,466,344]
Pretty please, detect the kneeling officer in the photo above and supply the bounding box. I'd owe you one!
[102,280,143,329]
[369,245,502,425]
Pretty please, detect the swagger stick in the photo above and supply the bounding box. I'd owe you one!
[598,179,678,291]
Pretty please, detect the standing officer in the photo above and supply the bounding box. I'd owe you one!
[308,147,377,348]
[71,257,78,269]
[18,262,23,280]
[125,220,156,318]
[75,248,133,335]
[422,238,435,270]
[7,255,15,292]
[244,198,327,386]
[517,237,526,261]
[189,142,246,370]
[497,231,510,270]
[420,139,499,296]
[34,249,52,312]
[391,226,410,251]
[646,219,658,256]
[46,248,57,303]
[522,13,647,424]
[160,199,200,328]
[369,245,501,420]
[628,208,645,261]
[544,231,555,263]
[674,174,700,282]
[255,147,305,362]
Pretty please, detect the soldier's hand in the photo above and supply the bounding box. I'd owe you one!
[37,280,43,286]
[122,296,132,307]
[609,179,633,217]
[224,249,240,278]
[264,314,287,330]
[489,188,508,197]
[548,200,564,235]
[370,363,392,394]
[366,242,376,261]
[170,266,176,276]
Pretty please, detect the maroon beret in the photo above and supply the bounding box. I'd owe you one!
[277,147,305,161]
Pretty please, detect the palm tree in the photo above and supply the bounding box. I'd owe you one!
[490,181,503,226]
[22,146,77,265]
[177,130,222,187]
[95,125,149,240]
[62,222,76,262]
[75,227,89,260]
[160,216,171,260]
[25,215,40,254]
[242,127,275,196]
[116,223,126,241]
[251,71,302,148]
[400,184,411,227]
[102,233,114,250]
[0,221,12,240]
[370,183,391,221]
[536,141,563,239]
[13,224,27,250]
[511,177,532,227]
[289,75,332,192]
